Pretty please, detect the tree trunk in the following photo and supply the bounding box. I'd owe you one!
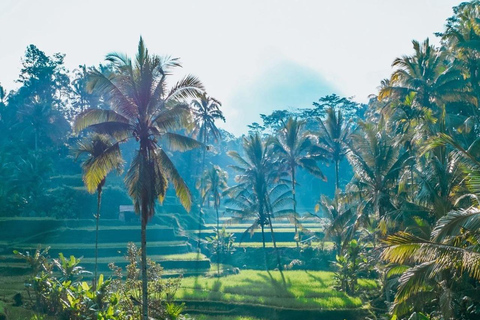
[291,166,299,249]
[261,224,268,270]
[94,185,103,290]
[216,204,220,276]
[140,138,149,320]
[141,198,148,320]
[267,215,286,286]
[196,134,208,265]
[335,159,340,192]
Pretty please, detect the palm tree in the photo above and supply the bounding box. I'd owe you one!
[226,134,291,281]
[313,193,355,256]
[272,117,326,248]
[379,39,466,113]
[74,37,204,319]
[381,209,480,319]
[74,133,123,289]
[191,92,225,192]
[345,120,411,233]
[316,107,351,191]
[442,1,480,105]
[191,93,225,258]
[191,92,225,169]
[199,165,228,275]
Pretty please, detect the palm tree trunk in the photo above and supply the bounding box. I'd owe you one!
[196,134,207,261]
[94,186,102,290]
[261,224,268,270]
[140,139,149,320]
[141,198,148,320]
[335,159,340,191]
[291,166,299,249]
[268,217,286,286]
[216,204,220,276]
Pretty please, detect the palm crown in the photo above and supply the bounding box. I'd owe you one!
[74,37,204,216]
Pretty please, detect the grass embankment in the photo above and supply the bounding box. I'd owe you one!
[177,270,376,310]
[196,228,323,234]
[236,241,334,249]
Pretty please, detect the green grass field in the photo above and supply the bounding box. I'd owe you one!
[176,270,376,310]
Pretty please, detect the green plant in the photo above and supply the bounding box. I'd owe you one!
[333,240,367,295]
[206,227,236,268]
[14,244,184,319]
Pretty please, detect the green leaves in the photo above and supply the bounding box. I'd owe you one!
[75,133,123,193]
[74,38,204,223]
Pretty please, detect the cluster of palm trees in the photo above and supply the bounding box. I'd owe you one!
[71,1,480,318]
[317,2,480,318]
[72,37,354,317]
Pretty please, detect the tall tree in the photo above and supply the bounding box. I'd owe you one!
[74,133,123,289]
[199,165,228,275]
[191,92,225,178]
[272,117,326,248]
[191,92,225,257]
[346,121,411,233]
[378,38,468,134]
[226,134,291,282]
[74,37,204,319]
[316,107,351,191]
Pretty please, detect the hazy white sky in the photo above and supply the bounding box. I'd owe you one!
[0,0,461,135]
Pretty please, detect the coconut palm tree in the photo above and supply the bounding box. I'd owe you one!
[191,92,225,194]
[191,93,225,259]
[345,120,411,233]
[379,39,467,114]
[316,108,351,192]
[313,193,355,256]
[226,134,291,282]
[199,165,228,275]
[74,133,123,289]
[74,37,204,319]
[191,92,225,169]
[442,1,480,104]
[381,209,480,319]
[272,117,326,248]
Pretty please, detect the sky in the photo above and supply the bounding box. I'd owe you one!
[0,0,461,135]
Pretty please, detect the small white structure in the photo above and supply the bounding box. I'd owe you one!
[119,205,135,222]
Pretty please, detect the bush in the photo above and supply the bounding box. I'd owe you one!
[15,244,185,319]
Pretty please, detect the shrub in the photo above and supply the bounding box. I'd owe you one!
[15,243,185,319]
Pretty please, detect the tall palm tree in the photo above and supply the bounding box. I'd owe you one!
[191,92,225,188]
[74,133,123,289]
[74,37,204,319]
[272,117,326,248]
[191,93,225,258]
[199,165,228,275]
[346,121,411,232]
[226,134,291,284]
[379,39,466,112]
[316,107,351,191]
[378,39,469,142]
[191,92,225,162]
[442,1,480,104]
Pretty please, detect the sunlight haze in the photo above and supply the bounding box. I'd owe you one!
[0,0,460,134]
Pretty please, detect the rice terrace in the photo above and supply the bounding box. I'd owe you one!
[1,1,479,319]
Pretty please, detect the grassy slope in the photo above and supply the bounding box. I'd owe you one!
[176,270,377,310]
